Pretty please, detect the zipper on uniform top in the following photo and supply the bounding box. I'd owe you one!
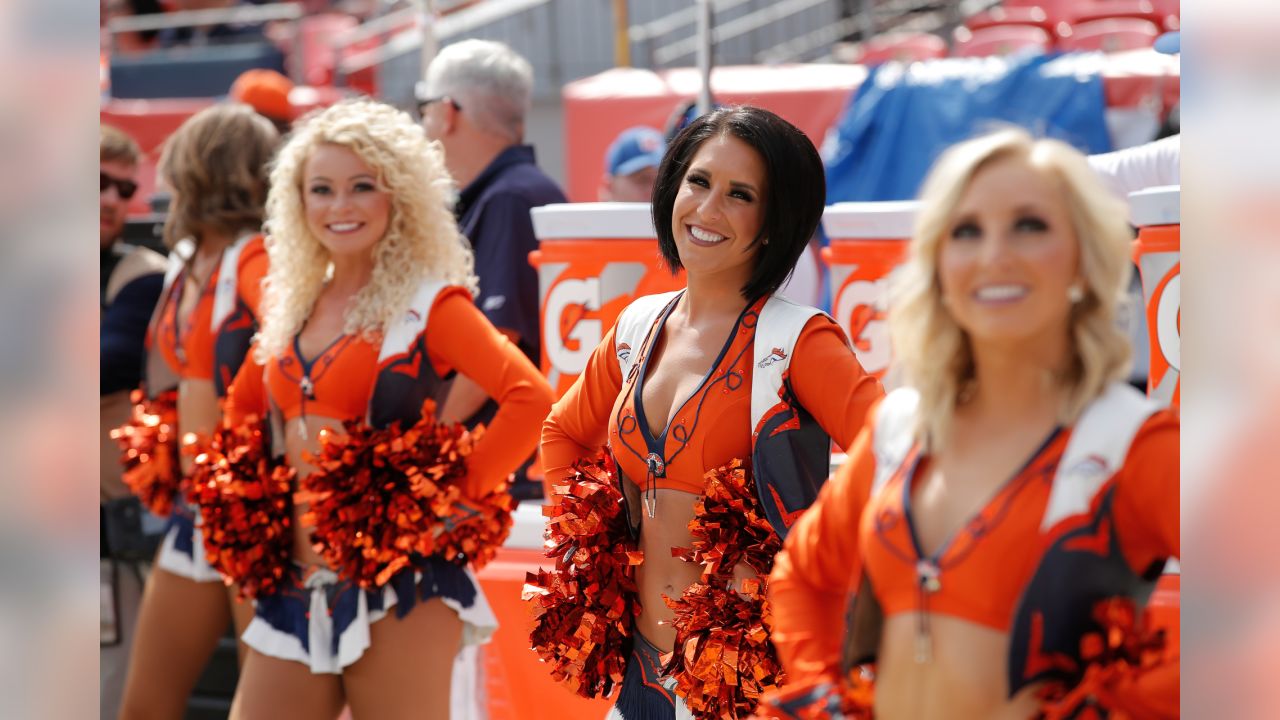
[292,332,341,440]
[643,453,664,518]
[915,558,941,663]
[901,427,1063,665]
[628,293,751,520]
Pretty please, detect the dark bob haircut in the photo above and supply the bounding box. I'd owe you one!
[651,105,826,301]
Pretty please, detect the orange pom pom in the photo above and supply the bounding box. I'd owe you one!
[525,453,642,699]
[663,460,788,719]
[188,417,295,601]
[302,400,510,589]
[1037,597,1169,719]
[110,389,182,516]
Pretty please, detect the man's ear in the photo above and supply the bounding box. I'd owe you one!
[442,100,462,135]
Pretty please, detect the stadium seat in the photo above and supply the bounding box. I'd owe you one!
[854,32,948,65]
[1147,0,1181,29]
[1059,17,1161,53]
[952,24,1053,58]
[1001,0,1076,25]
[1069,0,1174,31]
[965,6,1062,37]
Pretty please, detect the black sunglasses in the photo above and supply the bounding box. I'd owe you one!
[417,95,461,116]
[101,171,139,200]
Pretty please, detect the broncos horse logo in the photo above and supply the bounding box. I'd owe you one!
[757,347,787,368]
[616,342,632,363]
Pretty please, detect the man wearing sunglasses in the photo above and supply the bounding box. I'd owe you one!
[416,40,567,502]
[100,123,166,720]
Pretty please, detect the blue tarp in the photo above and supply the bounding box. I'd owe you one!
[824,53,1112,202]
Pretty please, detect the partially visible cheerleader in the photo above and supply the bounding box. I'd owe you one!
[118,104,279,718]
[769,128,1179,719]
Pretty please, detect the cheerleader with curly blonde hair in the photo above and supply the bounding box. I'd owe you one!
[770,128,1179,719]
[222,99,552,718]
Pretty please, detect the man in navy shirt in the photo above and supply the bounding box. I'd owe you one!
[418,40,566,451]
[100,124,166,720]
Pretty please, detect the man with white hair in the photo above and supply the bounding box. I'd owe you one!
[417,39,566,497]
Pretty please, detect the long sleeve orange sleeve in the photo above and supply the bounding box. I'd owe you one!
[1113,409,1180,568]
[540,323,624,489]
[768,408,880,684]
[224,348,268,427]
[426,289,555,497]
[1111,408,1180,719]
[788,316,884,450]
[237,237,269,317]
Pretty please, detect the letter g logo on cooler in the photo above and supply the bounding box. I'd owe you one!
[544,277,602,377]
[1155,268,1180,373]
[835,277,891,376]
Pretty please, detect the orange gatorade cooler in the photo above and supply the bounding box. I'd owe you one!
[530,203,685,398]
[476,504,612,720]
[820,201,918,378]
[1130,186,1180,407]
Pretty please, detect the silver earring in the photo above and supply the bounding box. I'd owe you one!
[1067,284,1085,303]
[762,237,769,246]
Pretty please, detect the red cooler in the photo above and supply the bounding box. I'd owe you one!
[1130,186,1180,407]
[530,203,685,398]
[820,201,918,378]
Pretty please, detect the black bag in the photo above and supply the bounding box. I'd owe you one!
[101,497,165,562]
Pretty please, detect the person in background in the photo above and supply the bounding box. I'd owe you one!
[416,39,566,498]
[229,67,296,134]
[1087,134,1180,202]
[1087,28,1180,201]
[1086,132,1181,395]
[769,128,1178,719]
[600,126,665,202]
[100,123,167,720]
[118,104,279,719]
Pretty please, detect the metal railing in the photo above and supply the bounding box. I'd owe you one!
[627,0,753,48]
[334,0,552,79]
[105,2,304,34]
[650,0,836,66]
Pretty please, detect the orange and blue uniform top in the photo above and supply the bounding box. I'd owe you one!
[150,233,268,398]
[770,383,1179,702]
[542,290,883,537]
[227,281,554,497]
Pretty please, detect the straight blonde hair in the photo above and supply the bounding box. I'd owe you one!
[888,128,1134,451]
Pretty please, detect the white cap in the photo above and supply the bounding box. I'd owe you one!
[822,201,920,239]
[1128,185,1180,227]
[531,203,658,240]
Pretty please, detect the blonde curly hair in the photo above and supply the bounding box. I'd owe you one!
[889,128,1134,451]
[256,98,477,360]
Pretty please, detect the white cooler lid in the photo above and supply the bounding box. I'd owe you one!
[1128,185,1180,227]
[822,200,920,239]
[531,202,658,240]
